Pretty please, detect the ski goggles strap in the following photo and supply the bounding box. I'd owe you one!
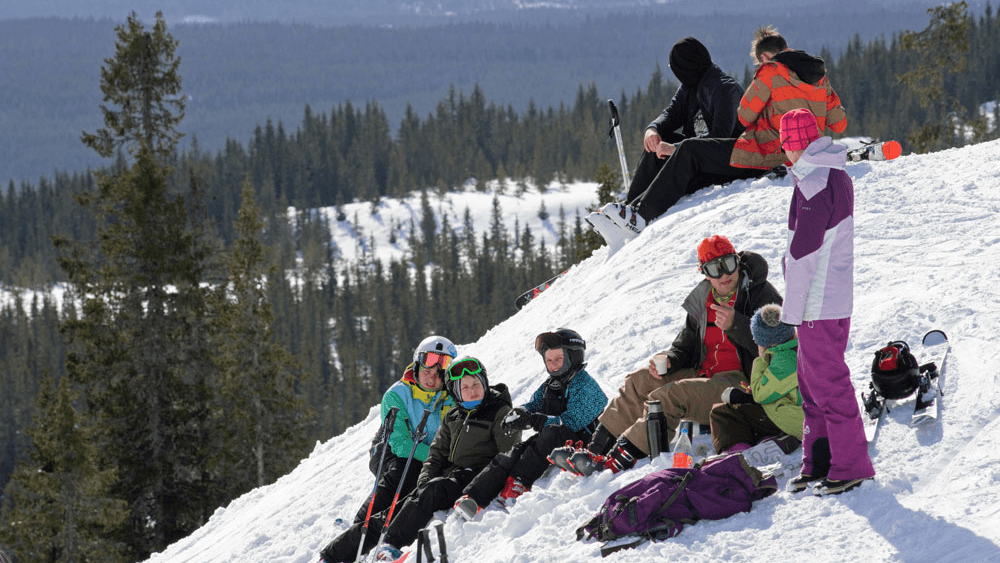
[447,357,484,380]
[700,254,739,279]
[417,351,453,370]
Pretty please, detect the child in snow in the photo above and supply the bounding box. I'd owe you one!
[779,108,874,495]
[453,329,608,519]
[710,303,803,464]
[319,357,520,562]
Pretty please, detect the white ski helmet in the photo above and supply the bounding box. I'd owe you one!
[413,335,458,370]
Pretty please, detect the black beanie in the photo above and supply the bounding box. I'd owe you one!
[669,37,712,87]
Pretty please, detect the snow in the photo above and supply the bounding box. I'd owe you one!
[146,138,1000,563]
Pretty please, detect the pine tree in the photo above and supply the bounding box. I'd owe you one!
[0,375,129,563]
[79,12,184,161]
[898,1,973,152]
[53,12,220,559]
[213,179,312,495]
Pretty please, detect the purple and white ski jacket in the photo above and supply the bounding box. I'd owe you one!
[781,136,854,325]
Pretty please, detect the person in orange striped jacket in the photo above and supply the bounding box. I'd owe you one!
[730,26,847,169]
[608,26,847,237]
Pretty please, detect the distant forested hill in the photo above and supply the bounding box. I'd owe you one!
[0,8,946,184]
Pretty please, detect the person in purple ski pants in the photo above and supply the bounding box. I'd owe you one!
[778,108,875,496]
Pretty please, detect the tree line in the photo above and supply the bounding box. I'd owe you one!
[1,4,999,561]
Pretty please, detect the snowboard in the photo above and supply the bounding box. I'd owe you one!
[862,329,948,443]
[513,269,569,310]
[847,140,902,162]
[911,330,949,426]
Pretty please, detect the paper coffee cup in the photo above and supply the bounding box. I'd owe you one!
[653,353,668,374]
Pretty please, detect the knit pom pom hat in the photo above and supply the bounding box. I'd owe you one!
[750,304,797,349]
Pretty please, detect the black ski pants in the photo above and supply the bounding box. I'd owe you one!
[463,424,588,507]
[631,137,767,222]
[320,467,476,562]
[351,454,423,525]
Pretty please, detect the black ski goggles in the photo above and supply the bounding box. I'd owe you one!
[447,357,484,380]
[535,331,585,353]
[417,351,453,371]
[700,254,739,279]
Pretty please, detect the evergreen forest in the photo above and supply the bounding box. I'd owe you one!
[0,3,999,561]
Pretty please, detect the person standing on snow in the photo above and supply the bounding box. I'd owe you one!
[452,329,608,519]
[320,357,520,562]
[319,336,457,560]
[550,235,783,476]
[602,26,848,242]
[778,108,874,496]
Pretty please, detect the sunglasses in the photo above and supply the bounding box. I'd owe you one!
[701,254,739,279]
[417,351,453,371]
[447,358,484,381]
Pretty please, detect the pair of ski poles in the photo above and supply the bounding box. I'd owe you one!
[356,408,433,563]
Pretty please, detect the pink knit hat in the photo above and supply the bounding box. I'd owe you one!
[780,108,820,151]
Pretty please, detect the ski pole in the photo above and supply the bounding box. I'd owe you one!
[607,99,631,194]
[354,406,400,563]
[434,522,448,563]
[368,408,433,562]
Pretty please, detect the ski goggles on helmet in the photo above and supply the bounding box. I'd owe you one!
[447,357,484,380]
[535,330,585,353]
[535,333,564,353]
[700,254,739,279]
[417,351,453,371]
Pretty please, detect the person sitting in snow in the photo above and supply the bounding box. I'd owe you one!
[319,357,520,562]
[549,235,783,476]
[778,108,874,496]
[588,36,746,245]
[452,329,608,519]
[597,25,847,244]
[339,336,457,537]
[708,303,803,464]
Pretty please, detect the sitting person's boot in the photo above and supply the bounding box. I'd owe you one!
[453,495,482,521]
[498,476,529,507]
[572,436,645,477]
[547,440,583,473]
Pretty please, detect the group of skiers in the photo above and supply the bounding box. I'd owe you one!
[319,23,875,562]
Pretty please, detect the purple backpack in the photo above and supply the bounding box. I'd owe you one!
[576,454,778,556]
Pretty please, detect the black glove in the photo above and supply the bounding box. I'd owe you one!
[721,387,755,405]
[503,407,549,431]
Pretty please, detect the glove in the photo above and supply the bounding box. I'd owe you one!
[721,386,755,405]
[503,407,548,431]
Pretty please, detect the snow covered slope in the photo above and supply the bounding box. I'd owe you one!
[146,139,1000,563]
